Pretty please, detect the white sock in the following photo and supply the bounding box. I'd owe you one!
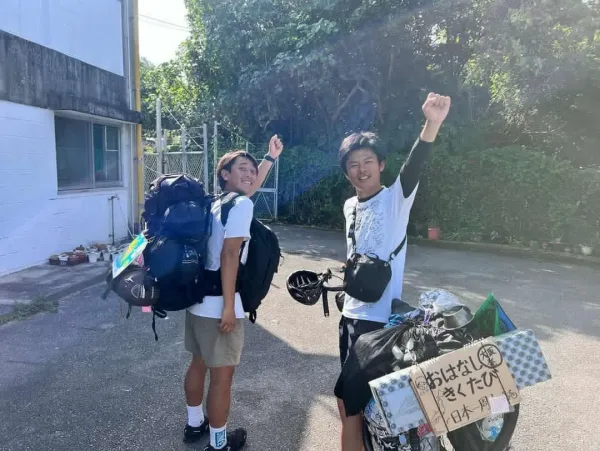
[187,404,205,427]
[210,424,227,449]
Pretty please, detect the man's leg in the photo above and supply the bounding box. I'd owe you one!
[336,316,384,451]
[183,313,210,442]
[185,355,207,405]
[337,398,364,451]
[206,365,236,448]
[202,318,247,451]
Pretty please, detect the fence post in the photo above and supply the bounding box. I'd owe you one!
[213,121,219,193]
[274,159,279,219]
[156,97,163,174]
[163,129,169,173]
[203,123,209,187]
[181,126,187,174]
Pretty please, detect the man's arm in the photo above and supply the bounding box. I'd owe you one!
[399,93,451,197]
[246,135,284,197]
[218,197,253,333]
[399,134,434,198]
[220,237,244,333]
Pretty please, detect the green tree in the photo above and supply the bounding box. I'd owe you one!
[139,49,205,138]
[466,0,600,166]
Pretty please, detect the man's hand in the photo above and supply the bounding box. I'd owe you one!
[420,93,451,143]
[248,135,284,197]
[220,306,236,333]
[422,93,451,124]
[268,135,284,159]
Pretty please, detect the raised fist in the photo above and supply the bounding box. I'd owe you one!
[268,135,284,159]
[422,93,451,124]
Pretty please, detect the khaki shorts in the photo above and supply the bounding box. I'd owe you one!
[184,311,245,368]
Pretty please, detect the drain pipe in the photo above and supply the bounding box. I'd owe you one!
[108,195,118,245]
[132,0,144,231]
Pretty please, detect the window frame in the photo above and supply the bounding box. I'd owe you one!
[55,115,124,192]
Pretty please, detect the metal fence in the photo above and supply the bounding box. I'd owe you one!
[209,122,279,221]
[142,151,207,187]
[142,118,279,221]
[251,159,278,220]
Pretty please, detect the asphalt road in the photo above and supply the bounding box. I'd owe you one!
[1,225,599,451]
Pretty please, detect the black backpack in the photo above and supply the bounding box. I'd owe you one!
[220,194,282,322]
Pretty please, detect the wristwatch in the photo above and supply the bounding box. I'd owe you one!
[264,154,277,163]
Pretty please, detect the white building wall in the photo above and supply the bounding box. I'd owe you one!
[0,0,124,75]
[0,101,131,276]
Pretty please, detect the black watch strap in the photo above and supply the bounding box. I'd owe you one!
[264,154,276,163]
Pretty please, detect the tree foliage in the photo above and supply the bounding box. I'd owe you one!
[140,50,204,137]
[466,0,600,166]
[138,0,600,245]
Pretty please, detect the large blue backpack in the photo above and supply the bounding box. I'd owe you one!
[141,174,214,339]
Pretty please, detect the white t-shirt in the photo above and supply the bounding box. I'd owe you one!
[342,176,417,323]
[188,195,254,319]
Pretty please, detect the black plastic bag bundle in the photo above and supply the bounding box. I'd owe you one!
[335,323,412,416]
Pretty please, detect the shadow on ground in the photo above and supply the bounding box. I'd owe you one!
[0,252,343,451]
[273,224,600,342]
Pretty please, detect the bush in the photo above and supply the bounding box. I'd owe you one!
[280,172,351,229]
[413,146,600,245]
[279,143,600,247]
[277,145,350,229]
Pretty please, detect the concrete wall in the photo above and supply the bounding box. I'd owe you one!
[0,30,141,124]
[0,101,132,276]
[0,0,124,76]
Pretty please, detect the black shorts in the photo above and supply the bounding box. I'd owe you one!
[338,315,385,367]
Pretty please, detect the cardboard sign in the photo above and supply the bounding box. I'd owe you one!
[112,233,148,278]
[409,338,521,436]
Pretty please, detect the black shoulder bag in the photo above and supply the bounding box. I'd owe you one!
[343,204,407,303]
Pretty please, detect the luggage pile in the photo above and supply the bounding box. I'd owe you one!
[338,291,552,451]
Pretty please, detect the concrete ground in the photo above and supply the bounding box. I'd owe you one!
[0,261,107,307]
[0,224,599,450]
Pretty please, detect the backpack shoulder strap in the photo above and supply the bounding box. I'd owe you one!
[220,192,242,226]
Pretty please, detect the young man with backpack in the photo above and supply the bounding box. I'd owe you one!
[182,136,283,451]
[334,93,451,450]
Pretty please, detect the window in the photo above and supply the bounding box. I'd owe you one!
[55,117,122,190]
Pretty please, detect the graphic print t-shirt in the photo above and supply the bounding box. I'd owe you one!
[188,195,253,319]
[342,177,417,323]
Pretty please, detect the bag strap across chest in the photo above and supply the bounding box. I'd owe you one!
[347,202,407,263]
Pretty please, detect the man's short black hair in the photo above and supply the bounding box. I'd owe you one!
[338,132,386,173]
[216,150,259,190]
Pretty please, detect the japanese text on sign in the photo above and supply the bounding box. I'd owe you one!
[411,339,521,434]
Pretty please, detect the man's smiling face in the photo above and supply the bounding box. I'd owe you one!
[221,156,258,195]
[345,148,385,193]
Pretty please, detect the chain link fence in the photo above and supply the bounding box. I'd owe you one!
[142,151,206,186]
[142,120,279,221]
[142,152,160,189]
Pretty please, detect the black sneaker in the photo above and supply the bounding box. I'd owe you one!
[183,418,210,443]
[203,428,247,451]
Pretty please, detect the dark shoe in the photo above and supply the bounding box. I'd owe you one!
[183,418,210,443]
[203,428,247,451]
